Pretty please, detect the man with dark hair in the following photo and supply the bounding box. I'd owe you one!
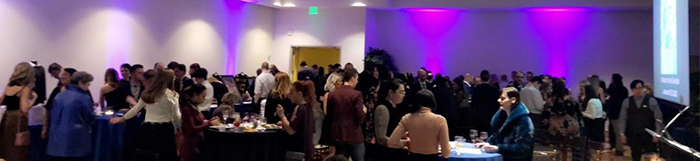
[192,68,214,118]
[312,64,319,73]
[328,68,366,161]
[521,76,545,129]
[189,63,201,76]
[344,62,354,71]
[166,61,179,70]
[298,61,315,81]
[508,72,524,91]
[119,63,131,84]
[471,70,500,133]
[173,64,194,94]
[48,63,62,80]
[525,71,534,85]
[618,80,663,161]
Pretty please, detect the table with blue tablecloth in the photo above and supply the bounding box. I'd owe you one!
[440,142,503,161]
[90,114,126,161]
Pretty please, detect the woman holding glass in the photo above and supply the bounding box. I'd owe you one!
[387,89,450,161]
[110,69,181,161]
[276,81,316,161]
[475,87,534,161]
[265,72,294,124]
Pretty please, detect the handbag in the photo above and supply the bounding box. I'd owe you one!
[14,115,30,146]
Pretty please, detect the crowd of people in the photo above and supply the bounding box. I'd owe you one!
[0,60,663,161]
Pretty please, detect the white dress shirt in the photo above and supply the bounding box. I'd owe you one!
[521,84,545,114]
[123,90,181,123]
[582,98,604,119]
[254,71,276,100]
[197,81,214,112]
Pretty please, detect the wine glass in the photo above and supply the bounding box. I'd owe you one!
[222,110,230,124]
[469,130,478,142]
[479,132,489,142]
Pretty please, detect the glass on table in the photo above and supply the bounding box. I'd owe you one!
[222,110,230,124]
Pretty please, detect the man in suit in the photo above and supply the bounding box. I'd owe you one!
[410,68,432,96]
[471,70,500,134]
[298,61,316,81]
[462,73,474,99]
[327,69,366,161]
[172,64,194,94]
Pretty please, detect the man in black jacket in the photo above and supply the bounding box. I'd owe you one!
[471,70,500,134]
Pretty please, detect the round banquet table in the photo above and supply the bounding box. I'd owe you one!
[203,128,287,161]
[440,142,503,161]
[90,114,126,161]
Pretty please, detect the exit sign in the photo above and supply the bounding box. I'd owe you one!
[309,6,318,15]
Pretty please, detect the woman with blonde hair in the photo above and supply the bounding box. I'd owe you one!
[0,62,37,161]
[212,92,240,120]
[110,69,180,161]
[264,72,294,124]
[319,73,343,153]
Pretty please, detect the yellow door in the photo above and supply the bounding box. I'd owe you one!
[291,47,341,81]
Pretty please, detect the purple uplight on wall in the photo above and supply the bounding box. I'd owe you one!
[239,0,258,3]
[403,8,462,74]
[526,7,591,85]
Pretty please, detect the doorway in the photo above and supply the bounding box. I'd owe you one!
[290,46,341,81]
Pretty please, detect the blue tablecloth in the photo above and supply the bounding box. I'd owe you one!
[440,143,503,161]
[90,115,125,161]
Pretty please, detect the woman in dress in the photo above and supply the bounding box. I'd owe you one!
[99,68,121,110]
[0,62,37,161]
[110,69,181,161]
[276,81,316,161]
[320,73,342,154]
[373,79,407,161]
[179,84,221,161]
[264,72,294,124]
[581,84,605,142]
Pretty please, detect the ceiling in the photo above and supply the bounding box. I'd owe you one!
[249,0,652,10]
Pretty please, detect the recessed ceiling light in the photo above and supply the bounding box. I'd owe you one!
[282,3,296,7]
[273,2,282,6]
[351,2,366,7]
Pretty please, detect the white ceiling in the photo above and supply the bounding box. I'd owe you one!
[251,0,652,10]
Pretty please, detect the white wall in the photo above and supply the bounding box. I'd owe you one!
[368,9,654,92]
[271,7,366,73]
[0,0,275,100]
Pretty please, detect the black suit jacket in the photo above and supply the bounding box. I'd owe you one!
[175,77,194,94]
[471,83,500,133]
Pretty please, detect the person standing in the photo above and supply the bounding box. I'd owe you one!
[276,81,317,161]
[387,90,450,161]
[110,69,181,161]
[264,73,294,124]
[99,68,121,110]
[472,70,500,134]
[476,87,535,161]
[254,62,275,111]
[172,64,194,94]
[431,75,458,139]
[327,69,366,161]
[521,76,545,129]
[46,72,95,161]
[298,61,315,81]
[581,84,605,143]
[179,84,221,161]
[606,74,628,155]
[373,79,407,161]
[618,80,663,161]
[320,73,343,155]
[462,73,474,100]
[0,62,37,161]
[192,68,214,119]
[508,72,524,91]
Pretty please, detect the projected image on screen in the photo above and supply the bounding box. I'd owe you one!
[661,0,677,75]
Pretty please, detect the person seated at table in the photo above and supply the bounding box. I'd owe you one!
[388,89,450,161]
[178,84,222,161]
[46,71,95,161]
[212,92,239,121]
[265,72,294,124]
[373,78,407,161]
[110,69,181,161]
[476,87,534,161]
[275,80,316,161]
